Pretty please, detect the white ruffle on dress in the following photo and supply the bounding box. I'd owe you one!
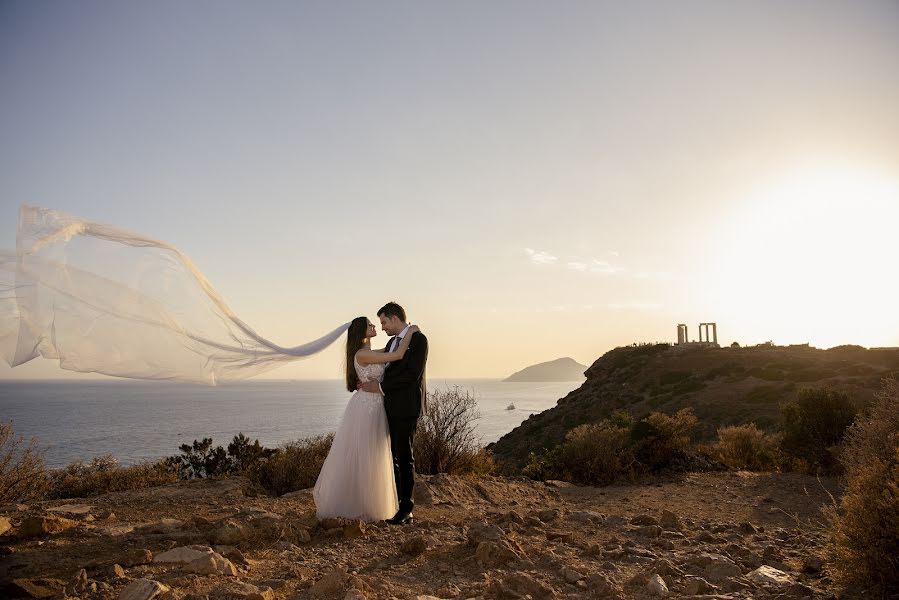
[312,357,398,521]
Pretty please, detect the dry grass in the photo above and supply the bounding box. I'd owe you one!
[0,421,49,503]
[414,386,493,476]
[46,454,178,499]
[825,377,899,593]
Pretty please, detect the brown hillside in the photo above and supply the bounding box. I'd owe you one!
[489,343,899,470]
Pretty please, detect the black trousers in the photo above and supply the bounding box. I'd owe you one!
[388,415,418,513]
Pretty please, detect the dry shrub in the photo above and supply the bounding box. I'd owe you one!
[252,434,334,496]
[557,421,635,485]
[715,424,784,471]
[631,408,698,471]
[414,386,489,476]
[826,377,899,593]
[46,454,178,499]
[0,421,49,503]
[781,386,857,474]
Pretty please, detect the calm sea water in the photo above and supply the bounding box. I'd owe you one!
[0,379,580,468]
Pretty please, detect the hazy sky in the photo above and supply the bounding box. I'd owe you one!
[2,1,898,380]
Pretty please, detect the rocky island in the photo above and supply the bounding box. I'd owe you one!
[503,358,588,383]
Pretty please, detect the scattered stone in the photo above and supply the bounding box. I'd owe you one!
[647,574,668,596]
[682,577,715,595]
[748,565,794,586]
[0,516,12,535]
[136,518,184,534]
[412,481,435,505]
[17,515,78,538]
[295,527,312,544]
[108,564,127,579]
[635,525,663,538]
[524,515,543,528]
[546,530,573,543]
[154,545,214,564]
[6,578,66,599]
[739,521,758,534]
[702,555,743,582]
[184,552,239,576]
[493,572,554,599]
[466,522,504,545]
[631,514,660,526]
[604,515,627,527]
[659,509,681,530]
[212,581,273,600]
[0,503,29,513]
[475,540,520,568]
[502,510,524,524]
[344,590,367,600]
[47,504,93,518]
[562,567,583,583]
[64,568,90,596]
[210,519,245,545]
[275,540,301,552]
[343,520,365,540]
[568,510,603,524]
[118,579,170,600]
[401,535,429,556]
[537,508,561,522]
[802,556,823,574]
[0,545,14,555]
[124,549,154,567]
[309,568,348,598]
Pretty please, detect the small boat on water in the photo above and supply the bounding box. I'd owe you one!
[506,402,515,410]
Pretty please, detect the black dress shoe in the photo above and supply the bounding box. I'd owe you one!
[385,512,413,525]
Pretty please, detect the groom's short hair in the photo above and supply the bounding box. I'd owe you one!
[378,302,406,322]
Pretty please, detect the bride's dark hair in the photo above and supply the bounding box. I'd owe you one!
[345,316,369,392]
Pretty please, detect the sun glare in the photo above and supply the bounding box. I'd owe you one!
[707,166,899,348]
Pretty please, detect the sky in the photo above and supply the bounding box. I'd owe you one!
[1,1,898,381]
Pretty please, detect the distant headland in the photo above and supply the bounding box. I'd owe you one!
[503,357,588,382]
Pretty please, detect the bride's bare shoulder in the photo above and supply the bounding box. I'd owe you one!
[354,348,381,365]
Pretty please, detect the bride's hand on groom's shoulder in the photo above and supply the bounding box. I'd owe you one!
[409,324,421,334]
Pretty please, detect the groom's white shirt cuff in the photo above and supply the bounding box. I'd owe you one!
[380,324,412,395]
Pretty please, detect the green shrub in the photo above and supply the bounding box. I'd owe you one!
[781,387,857,473]
[558,421,635,485]
[170,433,275,479]
[826,378,899,593]
[251,434,334,496]
[0,421,49,503]
[714,424,784,471]
[46,455,178,499]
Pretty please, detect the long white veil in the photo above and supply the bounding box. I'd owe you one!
[0,205,350,384]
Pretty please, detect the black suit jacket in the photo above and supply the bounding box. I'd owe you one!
[381,331,428,420]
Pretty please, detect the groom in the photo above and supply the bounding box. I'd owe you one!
[358,301,428,525]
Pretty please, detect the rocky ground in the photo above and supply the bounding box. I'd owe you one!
[1,471,854,599]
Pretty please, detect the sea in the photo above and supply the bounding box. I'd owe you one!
[0,379,581,468]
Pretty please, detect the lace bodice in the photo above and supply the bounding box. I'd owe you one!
[354,356,385,383]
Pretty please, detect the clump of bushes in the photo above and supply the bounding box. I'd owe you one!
[414,386,494,476]
[826,378,899,593]
[251,434,334,496]
[523,409,697,485]
[46,455,178,499]
[169,433,276,479]
[781,387,858,474]
[0,421,49,503]
[714,424,784,471]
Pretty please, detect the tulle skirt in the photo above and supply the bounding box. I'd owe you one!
[313,390,398,521]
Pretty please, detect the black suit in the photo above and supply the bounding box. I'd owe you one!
[381,330,428,514]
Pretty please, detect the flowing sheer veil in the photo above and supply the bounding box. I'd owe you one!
[0,205,350,384]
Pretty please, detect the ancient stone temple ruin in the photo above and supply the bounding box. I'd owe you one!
[676,322,719,347]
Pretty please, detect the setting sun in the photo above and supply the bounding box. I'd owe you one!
[708,166,899,348]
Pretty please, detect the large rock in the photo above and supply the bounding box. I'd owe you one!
[659,510,682,530]
[400,536,429,556]
[491,573,554,599]
[0,516,11,535]
[17,515,78,538]
[184,552,239,576]
[647,574,669,596]
[118,579,170,600]
[47,504,93,518]
[123,549,154,567]
[153,545,215,564]
[748,565,794,586]
[214,581,274,600]
[135,518,184,534]
[64,568,91,596]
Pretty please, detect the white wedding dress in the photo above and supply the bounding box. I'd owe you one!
[313,357,398,521]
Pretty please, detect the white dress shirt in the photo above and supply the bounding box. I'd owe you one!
[380,324,411,395]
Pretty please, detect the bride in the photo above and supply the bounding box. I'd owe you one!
[313,316,419,521]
